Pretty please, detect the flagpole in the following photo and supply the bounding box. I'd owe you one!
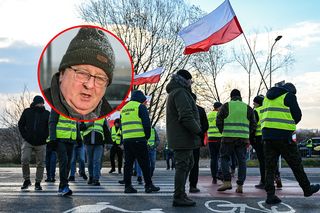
[242,33,269,90]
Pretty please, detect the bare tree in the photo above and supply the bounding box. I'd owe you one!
[0,87,33,162]
[78,0,203,126]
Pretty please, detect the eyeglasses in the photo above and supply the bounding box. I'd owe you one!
[68,67,109,88]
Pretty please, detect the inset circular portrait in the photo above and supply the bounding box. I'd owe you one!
[38,25,133,121]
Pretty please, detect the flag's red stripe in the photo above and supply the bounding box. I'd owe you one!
[133,75,161,85]
[184,16,243,55]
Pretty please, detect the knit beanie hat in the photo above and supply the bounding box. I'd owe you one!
[213,101,222,109]
[230,89,241,98]
[253,95,264,106]
[177,69,192,80]
[33,95,44,105]
[59,27,115,86]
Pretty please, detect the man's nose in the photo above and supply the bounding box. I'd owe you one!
[84,76,95,88]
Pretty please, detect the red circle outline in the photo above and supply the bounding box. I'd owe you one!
[37,24,134,122]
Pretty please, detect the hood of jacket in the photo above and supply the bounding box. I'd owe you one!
[130,90,147,103]
[166,74,191,94]
[266,86,294,100]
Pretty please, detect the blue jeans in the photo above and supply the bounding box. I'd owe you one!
[45,145,57,179]
[148,148,156,177]
[220,139,247,185]
[134,160,142,177]
[86,145,104,180]
[70,144,86,177]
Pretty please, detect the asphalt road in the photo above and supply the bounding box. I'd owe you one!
[1,166,320,213]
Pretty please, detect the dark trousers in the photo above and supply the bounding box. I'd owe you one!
[208,141,221,179]
[264,139,310,195]
[45,144,57,179]
[251,136,265,184]
[189,148,200,187]
[57,142,74,189]
[166,150,175,169]
[174,149,194,198]
[123,140,152,187]
[110,144,123,171]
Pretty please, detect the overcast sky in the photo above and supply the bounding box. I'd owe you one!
[0,0,319,129]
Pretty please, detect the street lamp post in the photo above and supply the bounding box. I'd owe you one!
[270,35,282,88]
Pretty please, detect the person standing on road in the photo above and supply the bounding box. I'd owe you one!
[207,101,222,184]
[164,142,175,170]
[216,89,256,194]
[147,127,160,178]
[189,93,209,193]
[18,95,50,191]
[109,118,123,174]
[166,70,202,207]
[261,82,320,204]
[120,90,160,194]
[306,138,313,158]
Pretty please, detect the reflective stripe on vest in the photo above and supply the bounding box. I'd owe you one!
[56,116,77,140]
[83,119,105,140]
[148,128,156,146]
[260,93,296,131]
[222,101,250,139]
[207,111,222,138]
[120,101,145,140]
[255,107,262,136]
[111,126,121,145]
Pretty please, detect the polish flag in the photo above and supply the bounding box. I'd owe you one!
[133,68,164,85]
[179,0,243,55]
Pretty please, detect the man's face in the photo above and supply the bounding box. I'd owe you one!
[59,64,108,115]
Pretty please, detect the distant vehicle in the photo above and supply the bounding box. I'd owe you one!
[298,137,320,157]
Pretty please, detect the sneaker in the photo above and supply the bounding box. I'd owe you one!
[109,169,115,174]
[21,180,31,190]
[125,185,137,193]
[118,180,125,184]
[255,182,265,189]
[58,186,72,196]
[81,173,88,180]
[93,180,101,186]
[35,182,42,191]
[87,177,93,185]
[266,194,281,204]
[189,186,200,193]
[145,184,160,193]
[137,176,143,185]
[304,184,320,197]
[172,197,196,207]
[68,176,75,182]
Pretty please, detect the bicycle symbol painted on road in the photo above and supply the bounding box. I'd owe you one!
[205,200,295,213]
[63,202,164,213]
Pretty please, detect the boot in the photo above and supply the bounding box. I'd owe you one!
[172,196,196,207]
[255,182,265,189]
[212,178,217,184]
[145,184,160,193]
[217,181,232,191]
[87,177,93,185]
[304,184,320,197]
[235,185,243,193]
[189,186,200,193]
[266,194,282,204]
[109,168,115,174]
[21,179,31,190]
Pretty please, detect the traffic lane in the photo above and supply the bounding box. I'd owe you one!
[1,196,320,213]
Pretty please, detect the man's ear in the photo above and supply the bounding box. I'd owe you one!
[59,70,65,82]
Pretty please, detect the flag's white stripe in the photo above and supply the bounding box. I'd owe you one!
[134,68,164,79]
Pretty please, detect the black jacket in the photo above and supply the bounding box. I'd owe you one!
[262,86,302,141]
[18,104,50,146]
[121,91,151,142]
[44,72,113,120]
[216,96,256,142]
[197,105,209,146]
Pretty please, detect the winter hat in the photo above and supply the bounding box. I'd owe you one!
[59,27,115,86]
[33,95,44,105]
[177,69,192,80]
[213,101,222,109]
[114,118,120,124]
[230,89,241,98]
[253,95,264,106]
[281,82,297,94]
[131,90,147,103]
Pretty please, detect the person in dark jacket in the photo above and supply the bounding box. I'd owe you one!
[18,95,50,191]
[109,118,123,174]
[120,90,160,194]
[43,27,114,120]
[188,93,209,193]
[261,82,320,204]
[216,89,256,193]
[166,70,202,207]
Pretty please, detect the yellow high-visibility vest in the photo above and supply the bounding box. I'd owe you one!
[207,110,222,138]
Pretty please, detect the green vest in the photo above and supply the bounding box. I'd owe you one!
[83,119,105,140]
[222,101,250,139]
[148,128,156,147]
[260,93,296,131]
[111,126,121,145]
[306,139,313,148]
[56,116,77,140]
[254,107,262,136]
[207,110,222,138]
[120,101,146,140]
